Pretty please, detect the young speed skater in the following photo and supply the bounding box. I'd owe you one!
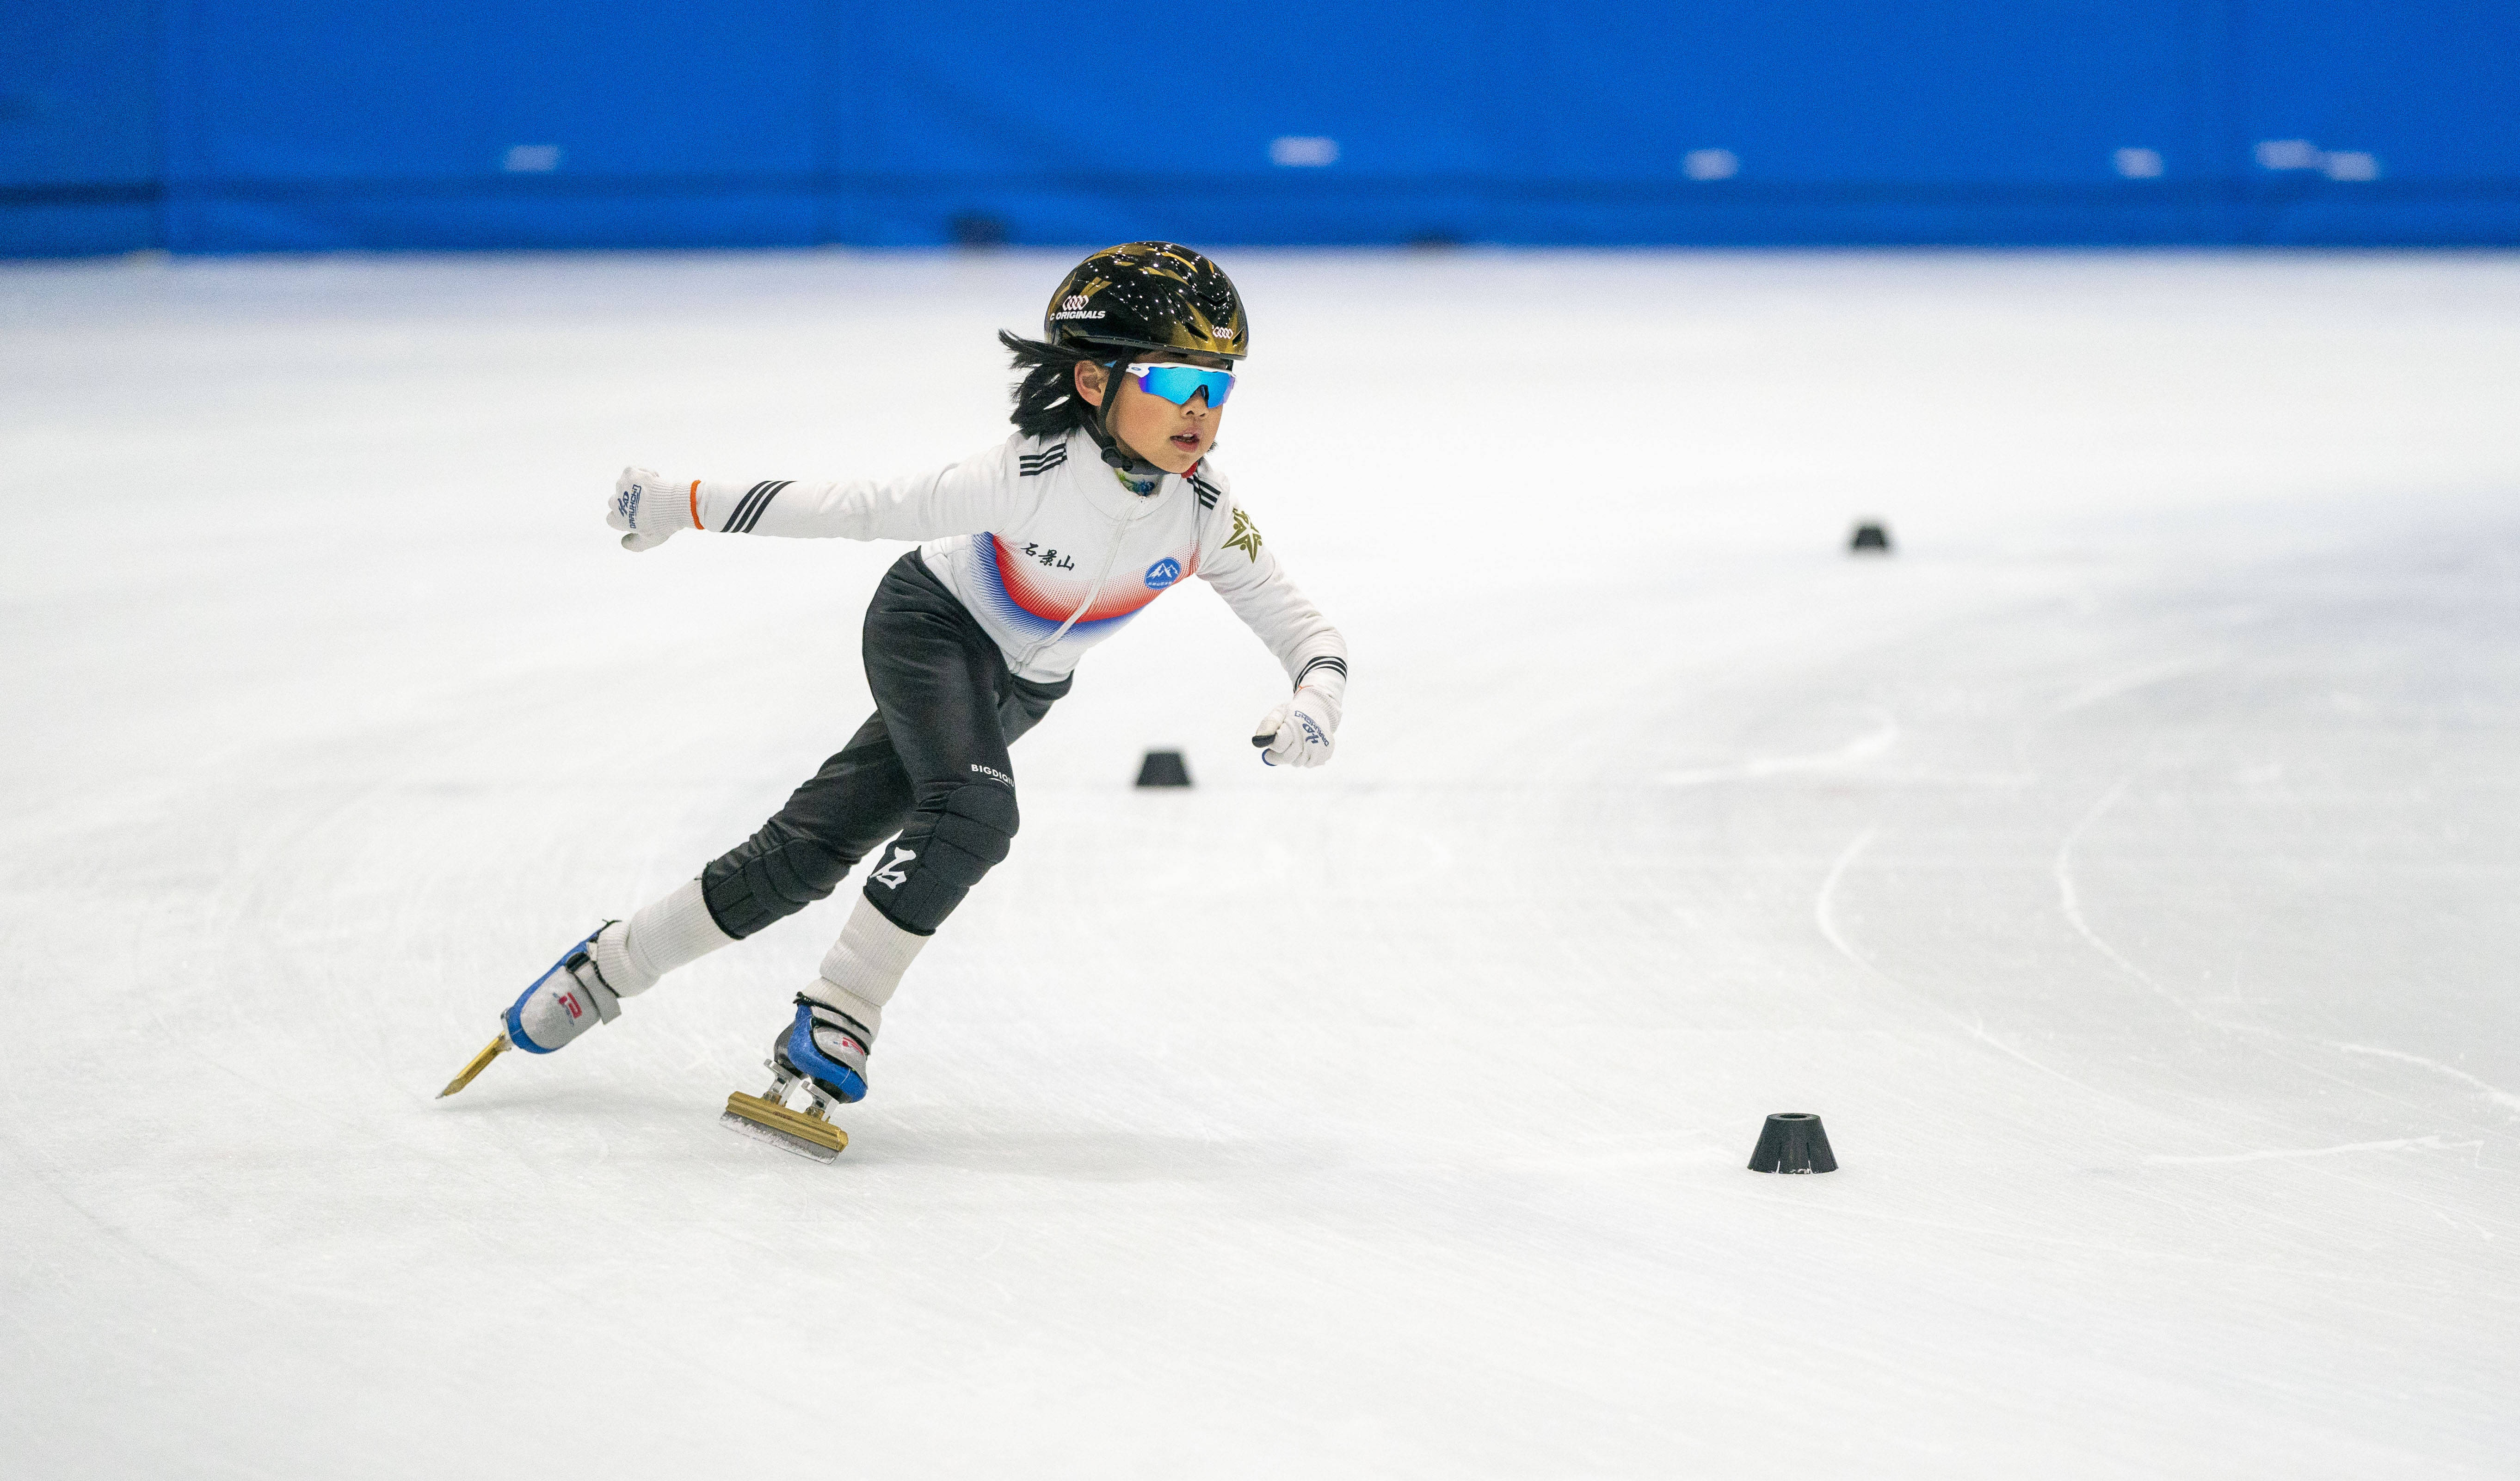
[438,243,1348,1160]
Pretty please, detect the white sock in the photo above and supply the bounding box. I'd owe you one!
[592,879,733,998]
[798,895,928,1042]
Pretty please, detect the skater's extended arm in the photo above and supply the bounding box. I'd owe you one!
[606,443,1038,550]
[1198,486,1348,768]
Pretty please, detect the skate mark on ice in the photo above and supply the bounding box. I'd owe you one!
[2053,776,2211,1021]
[1812,825,1877,966]
[2324,1043,2520,1117]
[2056,780,2510,1128]
[1813,826,2096,1093]
[1657,709,1897,788]
[2047,654,2222,716]
[2145,1134,2484,1166]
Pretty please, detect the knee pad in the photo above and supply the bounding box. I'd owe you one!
[928,784,1018,877]
[702,831,850,940]
[863,783,1018,934]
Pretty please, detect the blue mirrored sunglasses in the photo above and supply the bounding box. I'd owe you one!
[1121,361,1236,408]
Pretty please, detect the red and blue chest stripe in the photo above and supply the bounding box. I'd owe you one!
[978,534,1200,635]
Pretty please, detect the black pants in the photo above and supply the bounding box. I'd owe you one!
[699,551,1069,939]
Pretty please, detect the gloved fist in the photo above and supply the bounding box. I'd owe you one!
[609,467,694,551]
[1251,685,1339,768]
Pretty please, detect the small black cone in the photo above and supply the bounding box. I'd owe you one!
[1748,1112,1837,1174]
[1134,749,1192,788]
[1849,521,1892,554]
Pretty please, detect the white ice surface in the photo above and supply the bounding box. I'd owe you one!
[2,249,2516,1478]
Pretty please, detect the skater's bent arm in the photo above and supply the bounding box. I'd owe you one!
[686,445,1035,543]
[1201,501,1348,702]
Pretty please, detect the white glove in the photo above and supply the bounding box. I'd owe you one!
[1252,685,1339,768]
[609,467,694,551]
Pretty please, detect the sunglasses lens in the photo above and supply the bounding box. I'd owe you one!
[1132,365,1234,407]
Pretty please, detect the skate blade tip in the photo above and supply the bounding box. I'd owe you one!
[721,1092,847,1162]
[437,1032,513,1100]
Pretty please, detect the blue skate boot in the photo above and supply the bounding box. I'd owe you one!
[718,999,872,1162]
[437,926,622,1098]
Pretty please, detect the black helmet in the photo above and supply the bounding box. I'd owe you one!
[1043,242,1248,361]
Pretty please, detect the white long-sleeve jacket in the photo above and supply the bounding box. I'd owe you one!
[680,432,1348,703]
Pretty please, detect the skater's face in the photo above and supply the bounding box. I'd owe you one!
[1075,350,1231,474]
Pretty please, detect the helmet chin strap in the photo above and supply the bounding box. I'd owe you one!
[1083,356,1160,475]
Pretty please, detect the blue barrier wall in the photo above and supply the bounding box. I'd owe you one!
[0,0,161,255]
[6,0,2515,254]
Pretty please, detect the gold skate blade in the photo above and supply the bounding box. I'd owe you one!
[721,1091,847,1162]
[437,1033,511,1099]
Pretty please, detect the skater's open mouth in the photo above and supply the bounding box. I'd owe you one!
[1171,432,1202,449]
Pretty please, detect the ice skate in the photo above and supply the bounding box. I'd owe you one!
[719,1000,872,1162]
[437,925,622,1098]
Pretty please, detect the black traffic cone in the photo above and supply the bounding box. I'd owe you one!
[1134,749,1192,787]
[1748,1112,1837,1174]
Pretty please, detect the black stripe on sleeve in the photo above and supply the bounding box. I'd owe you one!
[1296,656,1348,688]
[732,480,790,534]
[719,481,773,534]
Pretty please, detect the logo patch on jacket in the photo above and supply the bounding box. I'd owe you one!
[1226,507,1263,560]
[1144,557,1182,589]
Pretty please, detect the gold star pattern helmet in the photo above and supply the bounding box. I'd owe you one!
[1043,242,1248,361]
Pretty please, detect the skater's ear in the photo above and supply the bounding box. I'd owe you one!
[1073,360,1109,408]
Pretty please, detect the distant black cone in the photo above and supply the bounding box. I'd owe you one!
[1849,522,1892,554]
[1748,1112,1837,1174]
[1135,749,1192,788]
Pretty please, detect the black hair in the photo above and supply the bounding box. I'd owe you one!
[998,330,1121,441]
